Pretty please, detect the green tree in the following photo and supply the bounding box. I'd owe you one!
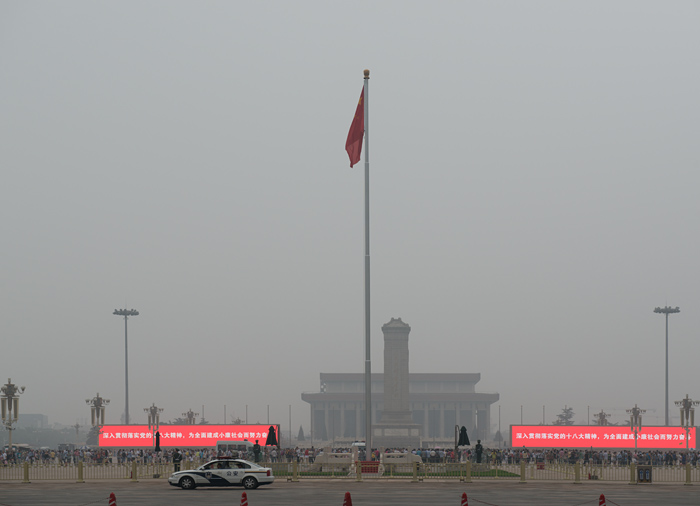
[86,426,101,446]
[494,430,504,446]
[552,406,575,425]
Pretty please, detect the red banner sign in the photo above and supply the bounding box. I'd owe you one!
[98,424,279,448]
[511,425,695,449]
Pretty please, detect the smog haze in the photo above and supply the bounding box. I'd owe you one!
[2,1,699,435]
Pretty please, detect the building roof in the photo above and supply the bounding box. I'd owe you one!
[319,372,481,383]
[302,392,500,403]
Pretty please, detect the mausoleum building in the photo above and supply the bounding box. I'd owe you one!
[301,318,499,447]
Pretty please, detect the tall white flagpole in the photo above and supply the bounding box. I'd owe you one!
[362,69,372,457]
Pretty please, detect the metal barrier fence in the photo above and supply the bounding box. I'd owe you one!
[0,461,200,482]
[1,461,698,484]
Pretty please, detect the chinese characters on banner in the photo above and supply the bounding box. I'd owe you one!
[98,424,279,448]
[511,425,696,449]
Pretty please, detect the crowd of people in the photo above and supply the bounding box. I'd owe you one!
[0,447,218,466]
[284,446,699,467]
[2,448,112,466]
[488,448,700,467]
[2,445,697,467]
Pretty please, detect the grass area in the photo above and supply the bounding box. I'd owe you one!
[272,465,521,479]
[473,469,520,477]
[275,470,352,477]
[299,472,351,477]
[418,470,519,478]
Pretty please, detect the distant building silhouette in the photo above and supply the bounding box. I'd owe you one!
[302,318,499,446]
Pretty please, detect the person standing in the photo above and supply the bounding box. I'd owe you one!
[253,440,262,463]
[172,448,182,472]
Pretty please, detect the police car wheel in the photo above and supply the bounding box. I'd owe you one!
[242,476,258,489]
[179,476,196,490]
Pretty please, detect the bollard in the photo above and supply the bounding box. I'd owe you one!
[464,461,472,483]
[461,492,468,506]
[519,459,526,483]
[131,461,138,482]
[240,491,248,506]
[574,462,581,484]
[629,463,636,485]
[292,459,299,482]
[108,492,117,506]
[411,461,418,483]
[599,493,606,506]
[356,460,362,482]
[77,461,84,483]
[22,461,30,483]
[685,463,692,486]
[342,491,353,506]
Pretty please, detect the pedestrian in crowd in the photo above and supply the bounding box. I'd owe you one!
[172,448,182,471]
[253,440,261,463]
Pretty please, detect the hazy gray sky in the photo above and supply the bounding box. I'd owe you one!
[2,1,699,434]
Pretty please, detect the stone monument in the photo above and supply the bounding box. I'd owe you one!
[373,317,422,448]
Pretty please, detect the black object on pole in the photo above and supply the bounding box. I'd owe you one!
[458,426,470,446]
[154,431,161,452]
[265,425,278,446]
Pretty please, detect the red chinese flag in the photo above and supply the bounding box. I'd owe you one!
[345,88,364,167]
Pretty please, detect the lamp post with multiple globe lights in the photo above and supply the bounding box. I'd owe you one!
[86,393,110,426]
[145,402,164,450]
[593,410,610,426]
[626,404,646,450]
[145,403,164,431]
[675,394,699,452]
[183,409,199,425]
[1,379,25,448]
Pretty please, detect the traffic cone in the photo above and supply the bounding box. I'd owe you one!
[599,494,606,506]
[343,491,353,506]
[241,491,248,506]
[461,492,468,505]
[108,493,116,506]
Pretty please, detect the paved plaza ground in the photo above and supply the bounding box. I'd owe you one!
[0,480,697,506]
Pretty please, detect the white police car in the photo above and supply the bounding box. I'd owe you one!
[168,458,275,490]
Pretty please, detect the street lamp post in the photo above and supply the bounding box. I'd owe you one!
[145,403,164,449]
[145,403,164,430]
[183,409,199,425]
[86,393,110,426]
[675,394,699,452]
[626,404,645,450]
[1,379,25,448]
[654,306,680,426]
[594,410,610,426]
[113,308,139,424]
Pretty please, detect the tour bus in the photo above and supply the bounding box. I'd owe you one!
[216,440,255,459]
